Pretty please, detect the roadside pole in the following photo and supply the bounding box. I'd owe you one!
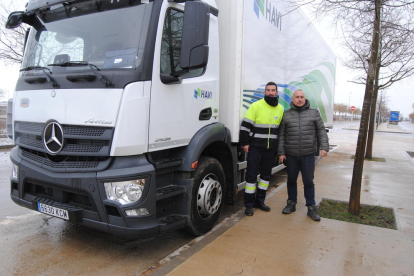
[350,106,356,122]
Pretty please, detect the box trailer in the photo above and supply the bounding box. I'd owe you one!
[389,111,400,125]
[6,0,335,238]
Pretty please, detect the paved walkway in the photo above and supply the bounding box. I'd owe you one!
[345,121,412,134]
[151,123,414,275]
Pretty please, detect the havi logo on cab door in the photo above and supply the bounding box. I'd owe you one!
[194,88,213,99]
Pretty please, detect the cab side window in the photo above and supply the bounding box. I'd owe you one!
[160,8,204,78]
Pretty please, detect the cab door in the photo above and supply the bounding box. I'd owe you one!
[148,3,219,152]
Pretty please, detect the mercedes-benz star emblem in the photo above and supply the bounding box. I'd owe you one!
[43,122,64,155]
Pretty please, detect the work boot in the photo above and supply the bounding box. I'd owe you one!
[245,206,254,216]
[255,202,271,212]
[282,200,296,214]
[307,205,321,221]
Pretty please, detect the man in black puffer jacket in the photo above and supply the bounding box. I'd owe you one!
[278,89,329,221]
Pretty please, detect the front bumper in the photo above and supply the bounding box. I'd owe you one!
[9,146,165,239]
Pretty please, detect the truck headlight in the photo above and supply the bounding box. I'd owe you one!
[104,179,145,205]
[11,163,18,180]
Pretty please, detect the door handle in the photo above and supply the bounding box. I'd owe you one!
[199,107,212,121]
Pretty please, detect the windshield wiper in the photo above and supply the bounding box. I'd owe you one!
[20,66,59,88]
[48,61,89,67]
[48,61,114,88]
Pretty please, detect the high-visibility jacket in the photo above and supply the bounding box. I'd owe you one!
[240,99,284,149]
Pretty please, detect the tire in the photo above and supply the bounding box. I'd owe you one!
[185,156,226,236]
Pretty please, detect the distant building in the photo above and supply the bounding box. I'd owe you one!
[0,102,7,116]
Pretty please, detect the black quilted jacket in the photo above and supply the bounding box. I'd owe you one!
[277,100,329,157]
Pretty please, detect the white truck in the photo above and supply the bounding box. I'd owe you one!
[6,0,335,238]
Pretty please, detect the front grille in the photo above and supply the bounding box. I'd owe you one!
[14,121,114,156]
[24,179,95,210]
[15,121,114,172]
[18,121,45,132]
[64,126,107,136]
[20,134,44,149]
[64,144,104,153]
[22,149,106,169]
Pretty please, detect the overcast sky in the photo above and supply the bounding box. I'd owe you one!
[1,0,414,116]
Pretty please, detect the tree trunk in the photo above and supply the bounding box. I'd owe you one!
[365,56,381,159]
[349,0,381,215]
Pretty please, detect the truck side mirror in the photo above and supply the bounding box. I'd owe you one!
[6,11,25,29]
[180,1,210,71]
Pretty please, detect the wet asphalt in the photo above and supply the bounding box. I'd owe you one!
[0,148,285,276]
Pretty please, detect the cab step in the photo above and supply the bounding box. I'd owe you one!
[158,214,187,234]
[156,185,186,201]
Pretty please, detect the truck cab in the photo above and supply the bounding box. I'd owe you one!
[6,0,237,238]
[6,0,335,238]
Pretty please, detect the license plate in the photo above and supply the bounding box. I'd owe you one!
[37,203,69,220]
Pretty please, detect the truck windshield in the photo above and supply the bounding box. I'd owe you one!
[21,1,152,74]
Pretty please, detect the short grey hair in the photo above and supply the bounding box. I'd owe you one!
[293,89,305,96]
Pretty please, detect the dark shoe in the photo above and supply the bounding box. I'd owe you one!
[245,207,254,216]
[282,200,296,214]
[307,205,321,221]
[255,202,271,212]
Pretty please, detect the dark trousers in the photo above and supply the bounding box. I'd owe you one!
[285,154,316,206]
[244,147,276,208]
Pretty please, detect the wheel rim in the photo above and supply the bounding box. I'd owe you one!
[197,173,223,220]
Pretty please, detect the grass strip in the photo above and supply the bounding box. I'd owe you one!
[318,199,396,229]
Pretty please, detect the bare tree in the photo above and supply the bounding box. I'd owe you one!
[376,89,389,126]
[0,1,26,64]
[341,7,414,159]
[346,0,382,215]
[409,112,414,121]
[334,103,348,119]
[290,0,414,215]
[345,10,414,89]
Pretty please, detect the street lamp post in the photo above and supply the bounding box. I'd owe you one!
[348,92,352,121]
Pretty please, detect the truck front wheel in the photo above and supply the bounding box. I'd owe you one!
[185,156,225,236]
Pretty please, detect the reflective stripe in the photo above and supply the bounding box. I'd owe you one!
[253,123,279,129]
[259,179,269,184]
[254,133,278,139]
[240,126,250,132]
[245,182,256,194]
[258,180,269,190]
[243,118,255,125]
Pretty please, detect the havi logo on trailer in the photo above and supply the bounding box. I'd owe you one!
[253,0,282,31]
[194,88,213,99]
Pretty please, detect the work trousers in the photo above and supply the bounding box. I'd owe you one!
[244,147,276,208]
[285,154,316,206]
